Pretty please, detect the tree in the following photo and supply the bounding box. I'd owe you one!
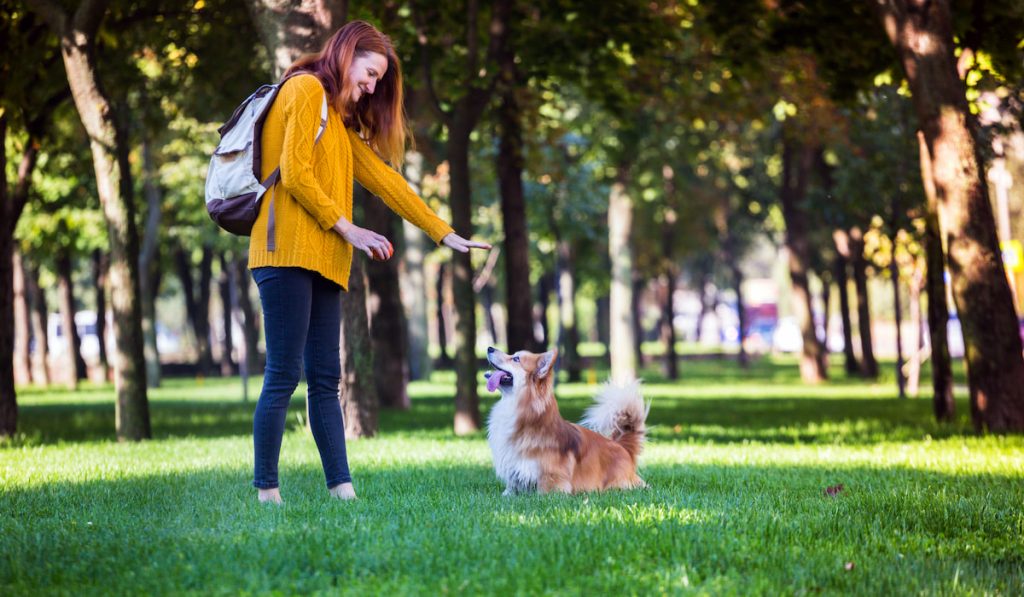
[872,0,1024,430]
[411,0,506,434]
[31,0,151,440]
[0,6,68,436]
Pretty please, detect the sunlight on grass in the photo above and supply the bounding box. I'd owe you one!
[3,356,1022,594]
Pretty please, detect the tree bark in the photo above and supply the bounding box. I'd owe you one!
[730,261,749,368]
[849,227,878,378]
[556,241,581,382]
[33,0,151,440]
[175,245,215,376]
[233,257,261,374]
[55,249,86,388]
[907,270,924,398]
[139,139,162,387]
[660,268,679,379]
[0,113,42,435]
[780,138,827,382]
[875,0,1024,431]
[833,230,860,375]
[448,125,482,434]
[246,0,348,78]
[218,253,235,377]
[91,249,110,382]
[608,173,637,381]
[400,150,432,381]
[12,251,32,385]
[363,192,411,410]
[25,263,50,386]
[891,252,906,398]
[917,130,955,421]
[435,262,453,367]
[495,20,533,353]
[535,271,553,349]
[339,257,378,438]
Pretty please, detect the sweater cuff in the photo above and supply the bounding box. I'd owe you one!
[427,222,456,246]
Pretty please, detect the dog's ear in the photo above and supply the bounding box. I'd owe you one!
[536,350,558,379]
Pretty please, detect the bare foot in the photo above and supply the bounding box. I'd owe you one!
[328,482,357,500]
[258,488,283,504]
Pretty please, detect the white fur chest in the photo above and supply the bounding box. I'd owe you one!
[487,396,539,491]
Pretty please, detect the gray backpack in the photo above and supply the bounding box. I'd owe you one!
[205,76,327,244]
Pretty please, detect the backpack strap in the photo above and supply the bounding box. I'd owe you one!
[264,92,329,251]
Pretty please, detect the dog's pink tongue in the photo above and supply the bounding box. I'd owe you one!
[487,371,506,392]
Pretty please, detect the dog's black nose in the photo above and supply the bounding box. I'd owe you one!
[487,347,495,354]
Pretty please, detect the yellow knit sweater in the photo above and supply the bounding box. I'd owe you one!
[248,74,454,289]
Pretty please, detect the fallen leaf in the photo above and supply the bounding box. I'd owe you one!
[824,484,845,497]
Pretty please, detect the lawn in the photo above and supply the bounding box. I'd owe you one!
[2,357,1022,595]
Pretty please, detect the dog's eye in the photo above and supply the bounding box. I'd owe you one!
[512,356,520,362]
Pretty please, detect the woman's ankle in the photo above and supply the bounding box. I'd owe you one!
[328,482,356,500]
[257,487,283,504]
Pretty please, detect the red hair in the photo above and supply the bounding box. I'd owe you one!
[285,20,409,166]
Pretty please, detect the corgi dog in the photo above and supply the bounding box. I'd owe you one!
[484,347,648,495]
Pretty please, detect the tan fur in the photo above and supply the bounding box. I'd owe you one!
[487,348,645,495]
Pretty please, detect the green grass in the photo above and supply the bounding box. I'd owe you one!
[2,357,1022,595]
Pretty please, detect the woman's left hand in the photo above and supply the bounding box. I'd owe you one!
[441,232,492,253]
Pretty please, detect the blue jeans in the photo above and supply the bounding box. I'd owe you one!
[251,266,351,489]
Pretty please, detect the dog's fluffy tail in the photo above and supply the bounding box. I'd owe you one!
[580,379,649,461]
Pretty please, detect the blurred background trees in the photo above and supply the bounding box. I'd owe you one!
[3,0,1023,437]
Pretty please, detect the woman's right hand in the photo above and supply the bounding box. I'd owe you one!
[334,216,393,261]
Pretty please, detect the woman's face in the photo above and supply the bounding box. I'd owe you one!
[347,51,388,104]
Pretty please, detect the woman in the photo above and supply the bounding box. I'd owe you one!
[249,21,490,503]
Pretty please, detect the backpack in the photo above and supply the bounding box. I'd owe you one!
[205,76,328,240]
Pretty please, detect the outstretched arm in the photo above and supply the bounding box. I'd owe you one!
[348,128,490,253]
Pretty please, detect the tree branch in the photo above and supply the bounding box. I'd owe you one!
[26,0,67,32]
[72,0,110,38]
[412,5,453,127]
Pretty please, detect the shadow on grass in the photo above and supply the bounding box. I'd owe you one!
[10,390,978,447]
[1,458,1020,595]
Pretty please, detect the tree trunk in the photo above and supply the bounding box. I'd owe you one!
[780,139,827,382]
[400,150,432,381]
[891,254,906,398]
[139,139,163,387]
[1,112,43,434]
[339,257,378,438]
[907,270,924,398]
[448,125,482,435]
[833,230,860,375]
[535,271,553,350]
[25,263,50,386]
[632,274,645,369]
[917,130,955,421]
[56,249,86,388]
[876,0,1024,431]
[556,241,581,382]
[608,173,637,381]
[495,30,534,353]
[234,257,261,374]
[246,0,348,78]
[175,245,215,376]
[660,268,679,379]
[435,262,453,367]
[91,249,110,381]
[820,271,832,357]
[849,227,878,378]
[363,191,411,410]
[218,253,235,377]
[12,251,32,385]
[730,261,749,368]
[34,0,151,439]
[694,269,709,343]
